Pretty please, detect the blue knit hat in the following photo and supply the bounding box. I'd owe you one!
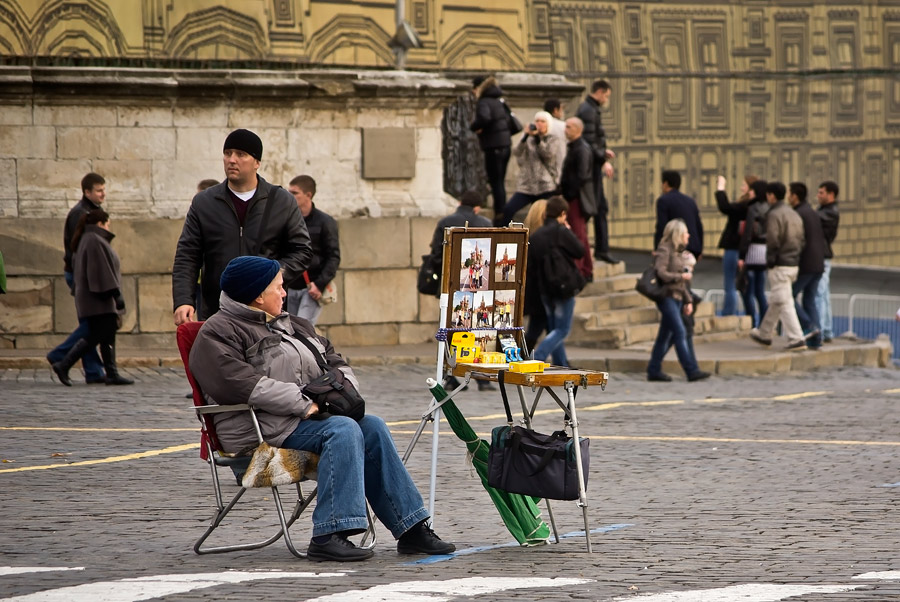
[220,256,281,304]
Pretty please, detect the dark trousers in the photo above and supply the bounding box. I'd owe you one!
[793,271,823,346]
[85,313,118,348]
[565,199,593,279]
[591,167,609,256]
[501,190,555,226]
[483,146,511,220]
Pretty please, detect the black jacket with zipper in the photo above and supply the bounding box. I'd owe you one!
[172,176,312,319]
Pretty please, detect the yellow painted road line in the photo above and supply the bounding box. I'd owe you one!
[885,388,900,394]
[0,443,199,474]
[772,391,829,400]
[0,427,196,432]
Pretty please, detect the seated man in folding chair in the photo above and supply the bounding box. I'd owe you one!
[190,256,456,562]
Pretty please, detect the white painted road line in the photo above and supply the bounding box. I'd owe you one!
[0,568,84,577]
[0,571,345,602]
[612,584,863,601]
[305,577,593,602]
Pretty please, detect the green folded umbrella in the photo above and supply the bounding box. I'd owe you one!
[428,380,550,546]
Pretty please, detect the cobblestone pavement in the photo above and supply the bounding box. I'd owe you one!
[2,363,900,601]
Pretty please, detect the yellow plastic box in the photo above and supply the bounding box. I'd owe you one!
[508,360,549,373]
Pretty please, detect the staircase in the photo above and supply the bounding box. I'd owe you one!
[567,261,753,349]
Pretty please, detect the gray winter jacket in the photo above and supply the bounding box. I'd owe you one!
[189,294,359,454]
[512,131,564,194]
[765,201,805,268]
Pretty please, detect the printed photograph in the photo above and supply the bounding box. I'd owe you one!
[495,243,518,282]
[472,290,495,328]
[493,290,516,328]
[450,291,474,329]
[459,237,491,291]
[472,329,498,354]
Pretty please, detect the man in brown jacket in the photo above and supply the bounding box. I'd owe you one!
[749,182,807,351]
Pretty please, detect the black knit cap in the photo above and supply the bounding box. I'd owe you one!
[223,129,263,161]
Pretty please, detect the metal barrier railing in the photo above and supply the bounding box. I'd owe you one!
[702,289,899,359]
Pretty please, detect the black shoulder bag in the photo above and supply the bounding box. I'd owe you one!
[487,371,590,501]
[541,229,586,299]
[294,335,366,421]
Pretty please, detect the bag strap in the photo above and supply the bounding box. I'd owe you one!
[498,370,514,425]
[510,432,563,477]
[293,332,329,371]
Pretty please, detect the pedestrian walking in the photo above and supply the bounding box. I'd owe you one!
[749,182,807,351]
[46,173,107,384]
[646,218,709,383]
[50,209,133,386]
[788,182,826,349]
[815,181,840,342]
[284,175,340,325]
[527,196,586,367]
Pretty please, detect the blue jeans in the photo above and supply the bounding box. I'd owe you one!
[793,271,823,346]
[647,296,700,377]
[722,249,739,316]
[46,272,104,380]
[533,294,575,367]
[281,415,428,539]
[816,259,833,338]
[742,266,768,328]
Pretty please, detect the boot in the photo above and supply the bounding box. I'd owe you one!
[100,343,134,386]
[52,339,93,387]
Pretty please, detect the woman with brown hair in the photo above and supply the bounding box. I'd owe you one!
[51,208,133,386]
[715,174,756,316]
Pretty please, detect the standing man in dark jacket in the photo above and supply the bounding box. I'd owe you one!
[576,79,618,264]
[815,181,840,342]
[654,170,704,260]
[172,129,312,324]
[558,117,594,280]
[789,182,826,349]
[46,172,107,384]
[284,175,340,325]
[469,75,512,224]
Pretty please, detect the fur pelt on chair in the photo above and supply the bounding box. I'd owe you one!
[241,442,319,488]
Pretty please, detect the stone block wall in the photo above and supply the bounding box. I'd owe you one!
[0,214,443,351]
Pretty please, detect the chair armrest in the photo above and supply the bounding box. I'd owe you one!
[193,404,252,415]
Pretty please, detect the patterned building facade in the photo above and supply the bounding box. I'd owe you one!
[1,0,898,265]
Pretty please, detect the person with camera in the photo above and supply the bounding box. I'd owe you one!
[189,256,456,562]
[500,111,564,226]
[50,208,133,387]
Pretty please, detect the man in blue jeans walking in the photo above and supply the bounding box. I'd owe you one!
[46,173,106,383]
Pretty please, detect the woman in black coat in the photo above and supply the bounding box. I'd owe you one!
[51,209,133,386]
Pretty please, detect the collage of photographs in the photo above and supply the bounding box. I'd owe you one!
[449,237,523,354]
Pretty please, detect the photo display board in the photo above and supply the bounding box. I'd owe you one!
[440,227,529,353]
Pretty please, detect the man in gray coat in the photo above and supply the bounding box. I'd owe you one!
[749,182,807,351]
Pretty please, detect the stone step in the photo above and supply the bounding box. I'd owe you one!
[592,260,626,279]
[582,273,639,296]
[569,313,752,348]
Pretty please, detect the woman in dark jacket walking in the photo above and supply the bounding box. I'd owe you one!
[51,209,132,386]
[470,75,513,223]
[527,196,586,367]
[646,218,710,382]
[714,174,755,316]
[738,179,770,327]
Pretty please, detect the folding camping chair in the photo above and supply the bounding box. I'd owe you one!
[176,321,376,558]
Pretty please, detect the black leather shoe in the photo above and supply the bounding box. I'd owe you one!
[52,362,73,387]
[687,371,711,382]
[397,521,456,555]
[647,373,672,382]
[596,253,621,264]
[307,535,374,562]
[476,380,497,392]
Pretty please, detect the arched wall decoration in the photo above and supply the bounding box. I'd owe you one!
[163,6,268,58]
[306,15,394,66]
[30,0,128,56]
[0,0,29,54]
[440,24,525,71]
